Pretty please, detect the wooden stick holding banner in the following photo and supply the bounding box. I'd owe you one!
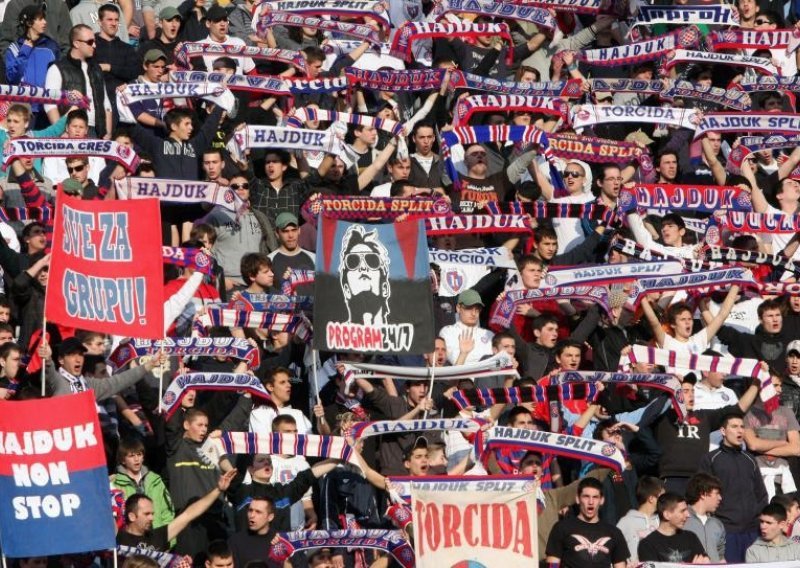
[40,315,47,397]
[311,349,327,430]
[424,348,436,420]
[158,340,166,414]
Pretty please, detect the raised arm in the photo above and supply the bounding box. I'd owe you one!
[639,295,666,347]
[699,285,740,342]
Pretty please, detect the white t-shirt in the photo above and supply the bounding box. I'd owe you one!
[439,322,494,365]
[249,405,314,435]
[662,330,709,378]
[202,35,255,73]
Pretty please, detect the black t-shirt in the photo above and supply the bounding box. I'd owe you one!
[116,525,169,552]
[456,172,508,213]
[269,249,315,296]
[638,529,707,563]
[545,516,629,568]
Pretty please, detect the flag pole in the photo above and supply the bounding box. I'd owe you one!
[424,349,436,420]
[158,339,166,414]
[311,349,326,429]
[40,314,47,398]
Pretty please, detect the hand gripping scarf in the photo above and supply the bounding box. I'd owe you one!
[255,12,381,46]
[114,177,244,213]
[625,266,757,309]
[228,293,313,314]
[269,530,413,568]
[350,418,484,441]
[481,426,626,471]
[704,246,800,277]
[617,184,753,213]
[630,5,739,33]
[707,29,792,50]
[174,42,307,72]
[425,214,532,235]
[576,26,701,67]
[0,84,90,109]
[663,50,778,76]
[429,0,557,29]
[626,345,778,413]
[695,112,800,140]
[108,337,260,371]
[738,75,800,93]
[251,0,391,33]
[161,373,273,419]
[490,287,611,329]
[390,21,512,63]
[3,138,139,172]
[162,246,214,276]
[454,94,567,126]
[450,71,585,98]
[661,81,752,112]
[546,132,654,171]
[541,261,685,288]
[303,195,451,221]
[571,104,698,131]
[280,269,315,296]
[551,370,687,422]
[345,67,448,92]
[611,237,713,271]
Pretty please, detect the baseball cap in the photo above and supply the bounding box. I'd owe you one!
[61,178,83,196]
[58,337,87,358]
[275,212,299,230]
[457,289,484,307]
[206,4,229,21]
[787,340,800,356]
[159,6,181,20]
[143,49,167,64]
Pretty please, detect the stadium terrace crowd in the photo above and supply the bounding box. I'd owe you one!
[8,0,800,566]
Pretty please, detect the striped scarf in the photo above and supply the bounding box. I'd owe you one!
[739,76,800,93]
[695,113,800,140]
[216,431,360,469]
[170,70,291,95]
[0,206,51,223]
[617,184,752,213]
[430,0,557,28]
[610,237,714,271]
[630,5,739,31]
[454,95,566,126]
[626,345,778,413]
[577,26,700,67]
[281,269,315,295]
[107,337,260,370]
[451,71,584,98]
[342,351,518,384]
[344,67,447,92]
[482,426,626,471]
[174,42,306,72]
[425,214,532,235]
[303,195,450,221]
[704,246,800,276]
[161,373,273,418]
[119,82,228,106]
[287,108,403,136]
[542,261,685,288]
[490,288,611,329]
[661,81,752,112]
[4,138,140,172]
[269,529,413,568]
[350,418,483,441]
[162,246,214,276]
[201,306,311,337]
[714,211,800,233]
[664,50,778,76]
[707,29,792,50]
[254,0,391,31]
[589,78,665,94]
[486,201,612,220]
[114,177,243,213]
[0,84,89,109]
[625,267,756,309]
[508,0,601,13]
[451,385,600,410]
[391,22,512,63]
[255,12,381,45]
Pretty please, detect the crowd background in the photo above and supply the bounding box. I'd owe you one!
[4,0,800,566]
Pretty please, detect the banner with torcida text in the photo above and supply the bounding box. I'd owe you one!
[0,392,116,556]
[411,476,538,567]
[45,189,164,339]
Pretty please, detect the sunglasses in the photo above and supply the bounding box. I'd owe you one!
[230,183,249,190]
[755,18,771,24]
[67,164,86,174]
[28,228,45,236]
[344,252,381,270]
[76,38,95,46]
[563,170,584,178]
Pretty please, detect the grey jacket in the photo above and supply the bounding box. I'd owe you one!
[45,360,150,400]
[746,537,800,562]
[684,506,726,562]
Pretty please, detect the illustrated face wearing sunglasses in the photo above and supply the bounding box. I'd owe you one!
[343,244,383,297]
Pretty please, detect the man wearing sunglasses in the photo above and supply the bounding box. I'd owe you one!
[44,24,113,139]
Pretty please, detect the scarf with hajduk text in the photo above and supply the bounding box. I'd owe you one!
[425,214,532,235]
[269,530,413,568]
[610,237,713,271]
[161,373,273,419]
[252,0,391,32]
[704,246,800,277]
[588,78,665,94]
[118,82,230,106]
[114,177,243,213]
[429,0,556,28]
[542,261,685,288]
[482,426,626,471]
[451,71,585,98]
[162,246,214,275]
[490,288,611,329]
[661,81,752,112]
[663,50,778,76]
[626,345,778,413]
[350,418,484,441]
[706,29,792,50]
[570,104,698,131]
[738,76,800,93]
[174,42,307,72]
[390,21,512,63]
[624,266,757,309]
[3,138,139,172]
[345,67,448,92]
[617,184,752,214]
[0,84,89,109]
[576,26,700,67]
[694,112,800,140]
[230,125,343,159]
[255,12,381,45]
[303,195,451,222]
[454,95,567,126]
[108,337,260,371]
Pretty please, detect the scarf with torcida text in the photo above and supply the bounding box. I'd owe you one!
[490,288,611,329]
[108,337,260,370]
[390,21,513,63]
[303,195,450,223]
[161,373,273,419]
[625,345,778,412]
[255,12,381,45]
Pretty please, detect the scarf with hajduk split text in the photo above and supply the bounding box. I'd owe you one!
[108,337,260,371]
[576,26,700,67]
[252,0,391,32]
[625,266,757,309]
[255,12,381,45]
[490,288,611,329]
[391,21,512,63]
[663,50,778,76]
[694,113,800,140]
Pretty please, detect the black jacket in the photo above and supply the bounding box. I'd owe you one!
[52,54,109,138]
[716,323,800,376]
[93,34,139,95]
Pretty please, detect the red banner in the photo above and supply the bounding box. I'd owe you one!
[46,190,164,339]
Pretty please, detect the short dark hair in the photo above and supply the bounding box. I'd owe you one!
[271,414,297,432]
[302,45,325,64]
[164,107,194,132]
[761,503,788,523]
[507,406,533,426]
[720,411,745,429]
[685,472,722,505]
[758,298,783,318]
[578,477,604,495]
[98,3,120,18]
[66,108,89,125]
[206,541,233,562]
[656,492,685,521]
[264,367,292,388]
[555,340,582,357]
[656,149,679,165]
[534,226,557,243]
[517,254,544,271]
[666,302,692,326]
[125,494,152,521]
[635,476,665,506]
[531,315,558,332]
[492,331,515,349]
[117,437,145,464]
[240,252,271,286]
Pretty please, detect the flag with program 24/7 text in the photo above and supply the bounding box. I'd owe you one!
[45,189,164,339]
[0,392,116,556]
[314,217,435,354]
